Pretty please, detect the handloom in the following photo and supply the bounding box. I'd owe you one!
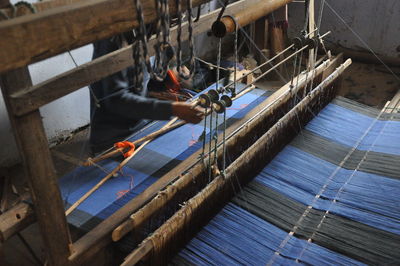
[2,0,391,264]
[119,58,398,266]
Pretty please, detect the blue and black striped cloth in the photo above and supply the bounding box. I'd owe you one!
[59,83,272,231]
[173,97,400,265]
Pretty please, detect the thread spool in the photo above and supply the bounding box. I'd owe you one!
[306,37,319,50]
[213,95,232,113]
[292,35,307,50]
[199,89,219,107]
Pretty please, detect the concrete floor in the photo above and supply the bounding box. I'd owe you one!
[1,59,399,265]
[338,62,400,108]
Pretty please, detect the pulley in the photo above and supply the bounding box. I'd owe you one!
[292,35,307,49]
[213,95,232,113]
[199,89,219,108]
[306,36,319,50]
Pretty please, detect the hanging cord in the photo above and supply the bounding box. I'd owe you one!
[153,0,173,81]
[233,18,238,97]
[208,38,222,180]
[216,0,229,21]
[221,14,238,97]
[176,0,195,80]
[132,0,155,90]
[207,104,214,181]
[212,107,219,167]
[193,4,201,22]
[0,1,35,19]
[201,106,208,160]
[304,0,326,94]
[221,109,227,173]
[68,51,101,108]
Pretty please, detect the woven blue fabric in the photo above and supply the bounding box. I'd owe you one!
[59,84,270,229]
[251,100,400,234]
[306,103,400,155]
[178,203,364,266]
[255,146,400,234]
[177,99,399,265]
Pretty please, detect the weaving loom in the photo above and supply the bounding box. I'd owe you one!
[170,96,400,265]
[3,0,399,264]
[59,84,272,231]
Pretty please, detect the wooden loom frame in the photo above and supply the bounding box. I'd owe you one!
[0,0,296,265]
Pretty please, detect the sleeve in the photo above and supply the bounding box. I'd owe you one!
[97,69,174,121]
[92,38,174,121]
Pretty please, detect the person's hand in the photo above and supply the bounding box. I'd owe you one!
[172,102,204,124]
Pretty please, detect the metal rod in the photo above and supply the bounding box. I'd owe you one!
[221,30,329,93]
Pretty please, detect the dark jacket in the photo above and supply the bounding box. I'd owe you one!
[89,37,173,153]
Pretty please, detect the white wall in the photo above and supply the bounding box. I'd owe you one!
[288,0,400,58]
[0,0,93,167]
[0,45,93,167]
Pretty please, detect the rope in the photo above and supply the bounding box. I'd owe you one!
[132,0,154,90]
[153,0,173,81]
[176,0,195,80]
[0,1,34,20]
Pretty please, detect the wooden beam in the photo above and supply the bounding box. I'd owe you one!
[9,0,263,117]
[0,68,72,266]
[214,0,293,35]
[0,0,86,18]
[0,202,35,242]
[0,0,210,74]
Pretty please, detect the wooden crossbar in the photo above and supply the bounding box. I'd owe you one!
[0,0,210,74]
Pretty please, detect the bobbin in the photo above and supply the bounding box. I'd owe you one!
[199,89,219,107]
[306,36,319,50]
[213,95,232,113]
[292,35,307,49]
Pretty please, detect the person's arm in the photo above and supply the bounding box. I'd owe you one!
[98,70,204,124]
[92,37,204,124]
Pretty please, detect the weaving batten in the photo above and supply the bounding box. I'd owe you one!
[120,59,350,265]
[110,56,342,243]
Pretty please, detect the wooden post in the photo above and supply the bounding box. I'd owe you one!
[0,67,72,266]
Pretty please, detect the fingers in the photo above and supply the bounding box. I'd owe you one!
[172,102,205,124]
[186,107,204,124]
